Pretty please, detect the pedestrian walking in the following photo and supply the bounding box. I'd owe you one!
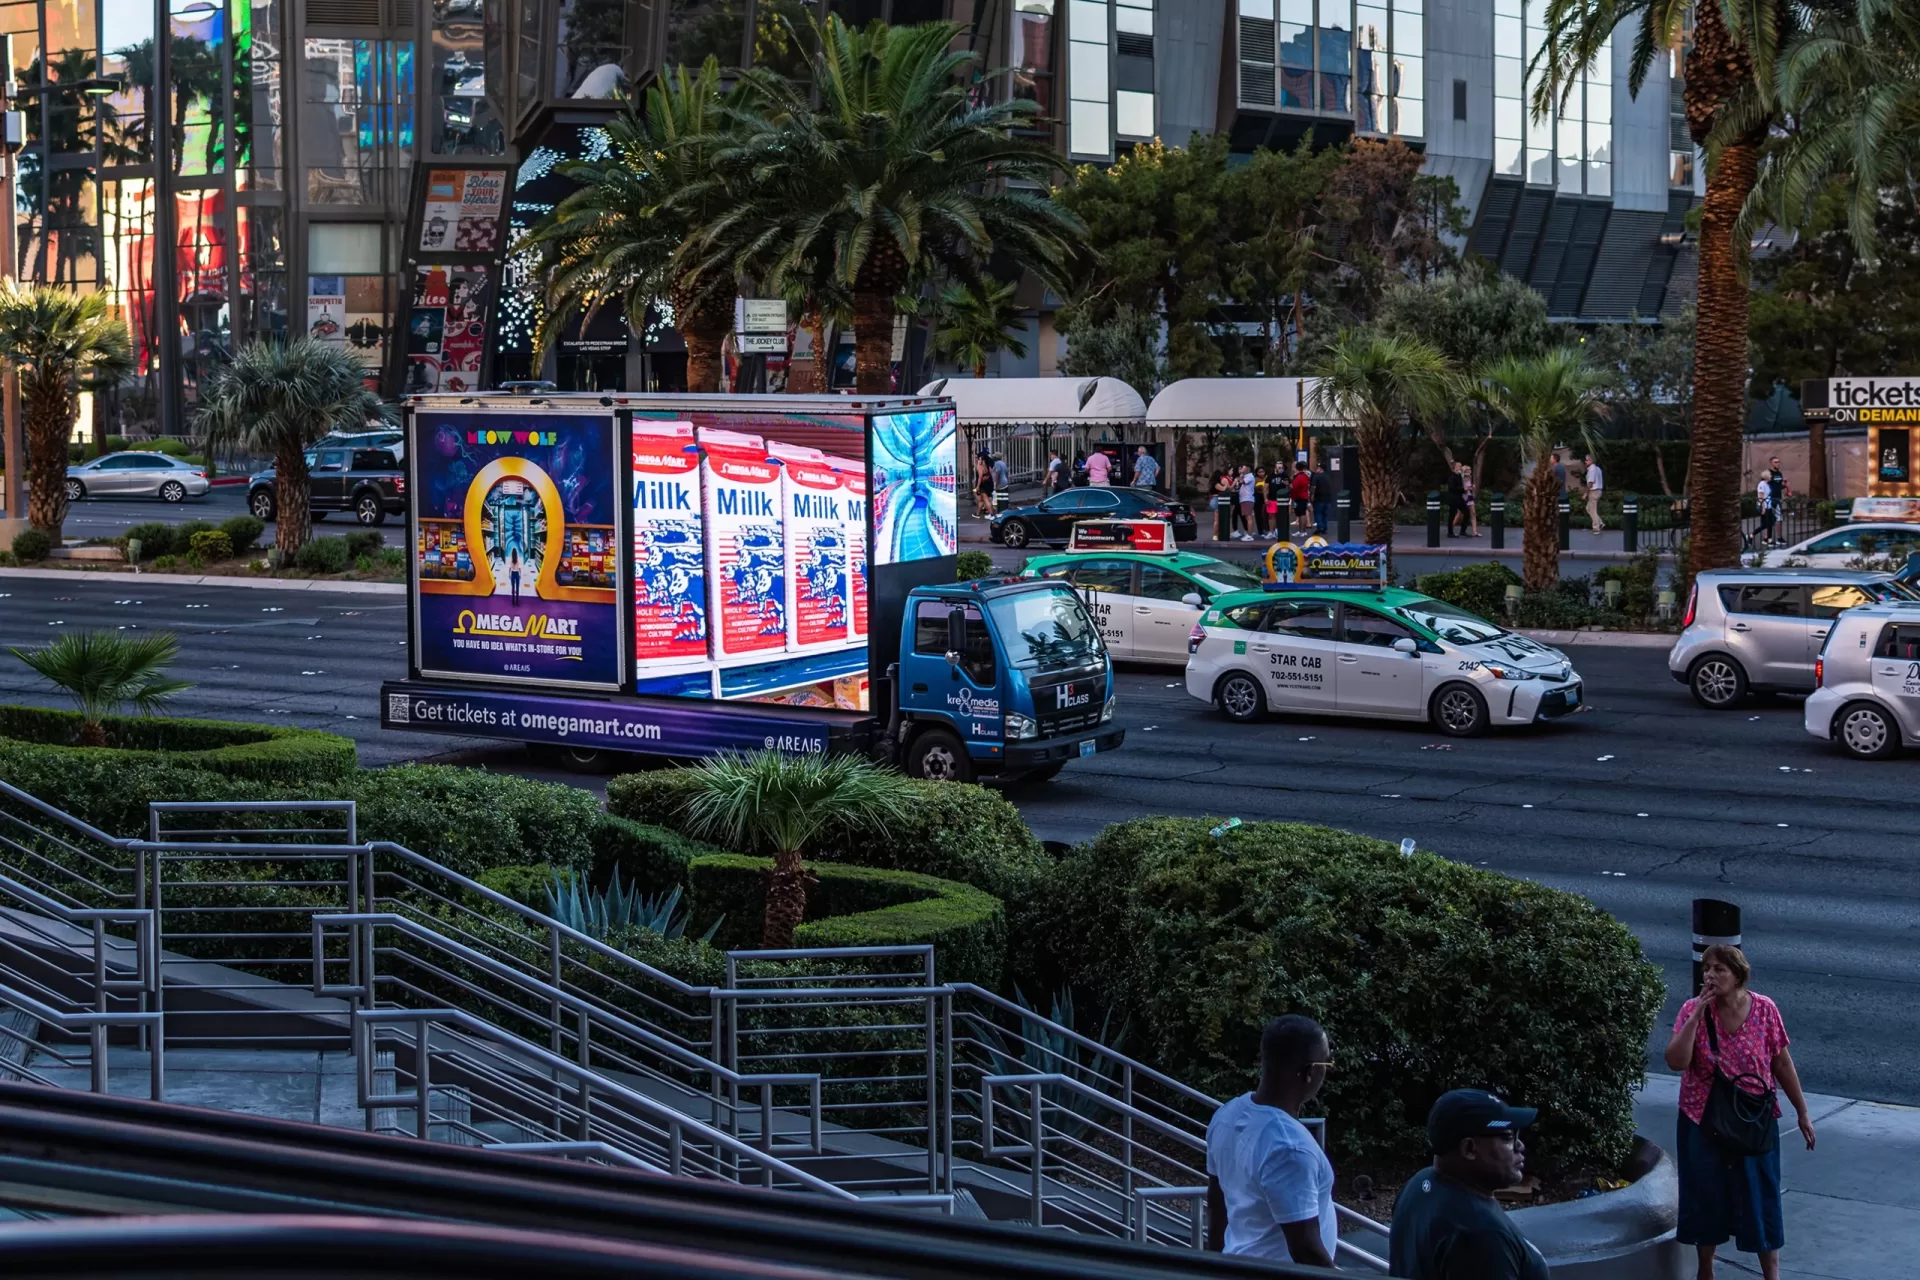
[1389,1089,1550,1280]
[1133,445,1160,493]
[1289,462,1312,536]
[1237,466,1258,541]
[1768,456,1789,502]
[1584,454,1605,534]
[1311,460,1334,535]
[1462,463,1480,537]
[992,453,1009,494]
[1213,470,1235,541]
[1253,468,1271,538]
[1666,944,1814,1280]
[972,452,994,518]
[1086,448,1113,487]
[1043,449,1063,497]
[1446,462,1469,538]
[1204,1015,1337,1269]
[1756,474,1777,546]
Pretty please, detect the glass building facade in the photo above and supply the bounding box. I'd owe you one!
[1234,0,1422,142]
[1492,0,1608,194]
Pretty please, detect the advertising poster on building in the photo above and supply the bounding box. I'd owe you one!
[413,410,622,689]
[870,407,958,564]
[420,168,506,253]
[307,277,346,346]
[405,265,490,393]
[1881,427,1912,487]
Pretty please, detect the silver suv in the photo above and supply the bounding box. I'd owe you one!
[1667,569,1920,709]
[1804,602,1920,757]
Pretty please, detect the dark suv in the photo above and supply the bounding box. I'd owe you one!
[249,447,407,526]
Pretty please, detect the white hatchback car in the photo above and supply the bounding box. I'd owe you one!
[1804,601,1920,758]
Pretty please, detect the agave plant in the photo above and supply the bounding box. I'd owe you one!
[979,987,1129,1144]
[543,868,720,944]
[9,630,191,747]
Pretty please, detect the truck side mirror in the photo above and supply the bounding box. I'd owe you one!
[1181,592,1204,608]
[946,607,967,667]
[1392,637,1418,655]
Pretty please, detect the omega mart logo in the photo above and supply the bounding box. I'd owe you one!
[467,429,560,445]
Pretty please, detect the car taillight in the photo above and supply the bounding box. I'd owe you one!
[1681,584,1697,629]
[191,470,206,478]
[1814,656,1824,687]
[393,478,406,493]
[1188,621,1206,654]
[1143,508,1171,519]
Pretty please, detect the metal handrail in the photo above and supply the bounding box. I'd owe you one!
[0,983,163,1099]
[352,1007,857,1199]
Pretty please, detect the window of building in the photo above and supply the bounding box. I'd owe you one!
[1493,0,1607,193]
[1356,0,1421,138]
[1113,0,1154,139]
[1011,1,1057,118]
[1453,77,1466,121]
[1067,0,1111,158]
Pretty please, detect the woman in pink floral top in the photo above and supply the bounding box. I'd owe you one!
[1664,944,1815,1280]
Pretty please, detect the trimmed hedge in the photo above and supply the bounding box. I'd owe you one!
[688,854,1006,988]
[589,813,723,892]
[339,765,601,877]
[1043,818,1665,1172]
[0,706,357,785]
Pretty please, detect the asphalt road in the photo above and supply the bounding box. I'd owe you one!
[0,572,1913,1106]
[58,486,408,549]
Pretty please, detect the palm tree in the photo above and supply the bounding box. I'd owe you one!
[528,59,741,393]
[932,278,1030,380]
[707,16,1082,393]
[195,339,387,558]
[1478,349,1613,590]
[1307,332,1459,554]
[9,630,191,747]
[0,284,134,539]
[1537,1,1805,575]
[678,751,916,948]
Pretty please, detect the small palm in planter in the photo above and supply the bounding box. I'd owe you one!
[9,630,192,747]
[680,751,915,948]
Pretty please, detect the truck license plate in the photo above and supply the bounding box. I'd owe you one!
[1079,740,1097,758]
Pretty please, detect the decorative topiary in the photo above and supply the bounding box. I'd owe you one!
[10,528,51,562]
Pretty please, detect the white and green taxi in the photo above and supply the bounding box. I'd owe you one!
[1184,585,1585,736]
[1020,530,1269,665]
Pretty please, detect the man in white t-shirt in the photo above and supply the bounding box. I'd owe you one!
[1205,1015,1338,1268]
[1583,454,1604,534]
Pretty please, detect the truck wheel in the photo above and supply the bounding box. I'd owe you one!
[354,492,387,525]
[1430,683,1489,737]
[249,489,276,522]
[1215,672,1267,723]
[555,746,615,774]
[1000,519,1031,549]
[1689,655,1747,709]
[1836,702,1900,759]
[906,728,975,783]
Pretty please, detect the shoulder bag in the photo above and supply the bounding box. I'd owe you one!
[1701,1003,1778,1156]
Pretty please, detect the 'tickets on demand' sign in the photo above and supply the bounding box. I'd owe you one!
[412,410,623,689]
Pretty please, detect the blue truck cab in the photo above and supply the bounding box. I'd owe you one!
[890,578,1123,783]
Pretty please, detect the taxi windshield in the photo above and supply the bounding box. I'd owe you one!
[1395,597,1508,644]
[1188,558,1266,595]
[987,585,1104,670]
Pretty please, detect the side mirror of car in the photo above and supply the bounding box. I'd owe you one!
[1393,637,1419,655]
[1182,592,1204,608]
[945,607,967,672]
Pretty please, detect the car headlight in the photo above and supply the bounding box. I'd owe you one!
[1100,695,1116,722]
[1004,712,1038,740]
[1481,664,1538,681]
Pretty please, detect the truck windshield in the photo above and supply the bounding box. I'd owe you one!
[988,586,1104,670]
[1395,597,1508,644]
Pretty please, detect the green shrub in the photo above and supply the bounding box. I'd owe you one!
[689,854,1005,987]
[219,515,265,554]
[340,765,601,877]
[955,550,994,581]
[344,529,385,560]
[188,531,234,562]
[294,538,350,573]
[11,529,51,562]
[173,519,216,545]
[476,863,566,908]
[1413,561,1520,622]
[379,547,404,571]
[0,551,14,567]
[590,813,722,892]
[105,435,130,453]
[0,706,356,788]
[131,437,192,457]
[152,554,177,571]
[606,771,1048,906]
[1044,818,1664,1172]
[124,521,177,559]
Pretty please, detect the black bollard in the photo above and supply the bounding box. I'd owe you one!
[1427,491,1442,548]
[1692,899,1743,994]
[1337,493,1351,543]
[1490,493,1506,550]
[1623,494,1639,553]
[1558,498,1572,551]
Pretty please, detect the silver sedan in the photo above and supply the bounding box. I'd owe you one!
[65,452,212,504]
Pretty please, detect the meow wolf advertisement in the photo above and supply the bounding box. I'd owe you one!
[413,411,623,689]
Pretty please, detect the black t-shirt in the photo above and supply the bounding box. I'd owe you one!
[1389,1168,1551,1280]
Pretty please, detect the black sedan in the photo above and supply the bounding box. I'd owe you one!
[989,486,1198,549]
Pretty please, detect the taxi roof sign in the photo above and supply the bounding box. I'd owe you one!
[1263,539,1388,589]
[1065,519,1175,554]
[1848,497,1920,524]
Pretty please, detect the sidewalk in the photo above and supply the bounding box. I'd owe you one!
[1637,1074,1920,1280]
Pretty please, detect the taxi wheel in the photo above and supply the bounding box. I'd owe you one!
[1430,683,1489,738]
[1000,519,1031,549]
[1836,702,1901,760]
[1688,655,1747,709]
[907,728,976,783]
[1215,673,1267,723]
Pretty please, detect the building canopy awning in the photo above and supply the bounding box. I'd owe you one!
[917,376,1147,427]
[1146,377,1351,431]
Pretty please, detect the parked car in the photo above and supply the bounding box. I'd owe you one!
[1185,585,1582,736]
[64,452,210,504]
[249,447,406,526]
[1751,521,1920,568]
[1667,569,1920,709]
[1804,600,1920,758]
[989,487,1198,549]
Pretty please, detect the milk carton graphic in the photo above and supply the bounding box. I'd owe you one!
[831,456,869,640]
[699,428,786,660]
[771,442,851,650]
[631,420,708,667]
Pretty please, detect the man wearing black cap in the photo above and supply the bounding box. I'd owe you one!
[1389,1089,1551,1279]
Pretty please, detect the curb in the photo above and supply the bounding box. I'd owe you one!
[208,477,247,487]
[0,566,404,596]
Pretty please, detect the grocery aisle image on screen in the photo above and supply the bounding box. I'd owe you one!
[871,408,958,564]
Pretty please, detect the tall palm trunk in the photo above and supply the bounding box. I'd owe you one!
[852,292,896,395]
[22,366,75,538]
[1522,464,1561,590]
[674,284,733,394]
[275,443,311,558]
[761,849,812,949]
[683,324,729,393]
[1357,422,1398,550]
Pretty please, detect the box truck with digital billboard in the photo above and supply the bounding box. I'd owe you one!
[382,391,1123,783]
